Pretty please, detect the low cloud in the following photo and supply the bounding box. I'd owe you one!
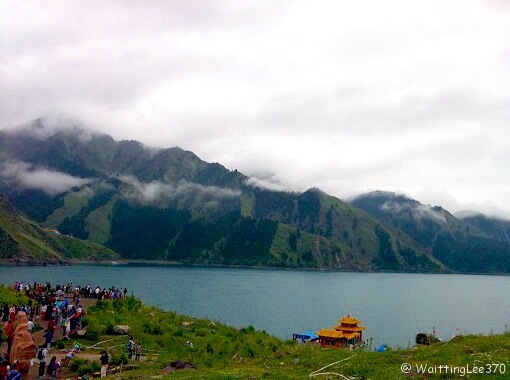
[455,210,482,219]
[6,114,96,143]
[118,175,241,203]
[1,161,94,195]
[380,200,447,224]
[245,172,286,192]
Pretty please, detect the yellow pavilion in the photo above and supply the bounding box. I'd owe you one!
[316,315,366,348]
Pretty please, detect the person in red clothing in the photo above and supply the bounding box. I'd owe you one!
[47,318,55,333]
[5,320,14,357]
[8,306,15,324]
[0,359,9,379]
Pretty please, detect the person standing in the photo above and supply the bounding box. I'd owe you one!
[39,346,48,378]
[40,304,47,321]
[61,317,67,336]
[47,318,55,333]
[7,361,21,380]
[1,304,8,322]
[100,350,109,378]
[127,337,134,360]
[8,306,15,323]
[5,319,14,357]
[46,356,60,378]
[135,343,142,361]
[44,328,54,349]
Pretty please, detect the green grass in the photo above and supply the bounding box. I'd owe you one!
[81,297,510,380]
[85,199,115,244]
[44,189,95,227]
[0,286,28,305]
[0,201,118,262]
[240,194,254,217]
[270,223,359,269]
[1,287,509,379]
[46,233,117,260]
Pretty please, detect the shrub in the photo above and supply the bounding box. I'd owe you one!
[125,296,142,311]
[69,357,87,372]
[77,361,100,376]
[95,300,108,310]
[112,299,123,311]
[105,322,116,335]
[85,328,99,341]
[110,352,129,366]
[245,345,256,358]
[152,325,163,335]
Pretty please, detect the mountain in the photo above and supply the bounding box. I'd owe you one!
[0,117,443,272]
[351,191,510,273]
[0,195,118,264]
[458,212,510,245]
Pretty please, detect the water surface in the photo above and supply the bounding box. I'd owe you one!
[1,265,509,347]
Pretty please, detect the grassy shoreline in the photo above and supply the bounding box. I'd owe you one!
[3,286,510,379]
[69,296,510,379]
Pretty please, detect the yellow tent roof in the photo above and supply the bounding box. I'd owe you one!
[335,325,366,332]
[316,328,361,340]
[338,316,362,325]
[317,315,366,337]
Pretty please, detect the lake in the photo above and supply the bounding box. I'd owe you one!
[1,265,509,347]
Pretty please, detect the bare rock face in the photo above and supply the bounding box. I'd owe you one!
[10,311,37,373]
[162,360,196,373]
[113,325,131,334]
[415,333,441,345]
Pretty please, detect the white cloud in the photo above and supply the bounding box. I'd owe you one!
[244,172,286,192]
[118,175,241,203]
[7,114,95,142]
[380,200,447,224]
[0,161,94,195]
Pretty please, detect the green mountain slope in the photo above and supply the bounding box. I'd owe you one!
[0,195,118,264]
[247,187,440,271]
[0,118,487,272]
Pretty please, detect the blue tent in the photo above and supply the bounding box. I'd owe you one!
[293,331,319,342]
[375,344,387,352]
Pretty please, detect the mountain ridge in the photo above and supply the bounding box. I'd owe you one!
[351,191,510,273]
[0,118,508,273]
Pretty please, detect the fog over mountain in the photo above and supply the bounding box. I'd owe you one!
[0,160,94,195]
[1,1,509,218]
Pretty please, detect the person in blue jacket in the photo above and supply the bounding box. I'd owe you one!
[7,360,22,380]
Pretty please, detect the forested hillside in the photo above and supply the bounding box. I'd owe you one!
[1,119,509,273]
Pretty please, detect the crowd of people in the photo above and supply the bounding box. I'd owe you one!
[1,281,130,379]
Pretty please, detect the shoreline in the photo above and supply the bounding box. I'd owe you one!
[1,258,509,276]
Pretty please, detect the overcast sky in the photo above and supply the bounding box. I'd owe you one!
[1,0,509,218]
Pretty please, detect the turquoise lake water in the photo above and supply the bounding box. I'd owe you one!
[1,265,509,347]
